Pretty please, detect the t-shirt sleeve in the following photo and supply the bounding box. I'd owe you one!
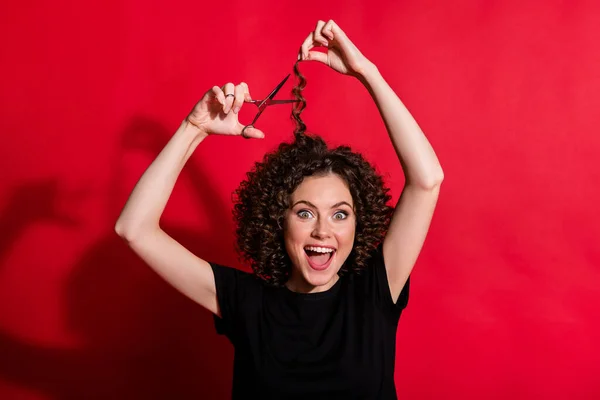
[367,244,410,315]
[209,262,254,342]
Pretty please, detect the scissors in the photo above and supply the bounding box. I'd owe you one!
[241,74,300,138]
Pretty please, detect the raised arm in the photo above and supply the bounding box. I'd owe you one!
[362,66,443,300]
[300,20,444,301]
[115,83,263,315]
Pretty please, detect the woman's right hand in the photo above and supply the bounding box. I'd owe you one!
[186,82,264,139]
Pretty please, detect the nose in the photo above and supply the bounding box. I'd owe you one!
[311,217,332,239]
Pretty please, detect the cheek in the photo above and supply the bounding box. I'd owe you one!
[334,223,356,246]
[284,220,310,251]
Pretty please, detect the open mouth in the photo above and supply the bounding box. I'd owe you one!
[304,246,336,271]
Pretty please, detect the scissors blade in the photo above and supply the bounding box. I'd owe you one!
[264,99,301,105]
[258,74,291,109]
[247,99,299,105]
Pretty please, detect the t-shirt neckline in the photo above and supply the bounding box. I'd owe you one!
[282,275,343,300]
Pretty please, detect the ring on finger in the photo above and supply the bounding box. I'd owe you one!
[225,93,235,98]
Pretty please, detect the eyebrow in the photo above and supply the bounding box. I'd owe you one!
[292,200,354,209]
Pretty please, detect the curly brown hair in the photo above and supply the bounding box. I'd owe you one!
[233,62,393,287]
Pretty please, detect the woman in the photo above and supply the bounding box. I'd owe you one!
[116,20,443,399]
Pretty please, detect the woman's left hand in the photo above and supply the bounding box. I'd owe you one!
[299,20,374,77]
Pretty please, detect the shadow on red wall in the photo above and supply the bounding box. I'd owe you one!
[0,116,235,399]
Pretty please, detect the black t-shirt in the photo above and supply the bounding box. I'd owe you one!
[210,246,409,399]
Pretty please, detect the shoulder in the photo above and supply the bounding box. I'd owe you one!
[210,262,263,296]
[352,245,410,312]
[209,262,265,338]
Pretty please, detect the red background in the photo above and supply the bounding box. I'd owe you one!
[1,0,599,399]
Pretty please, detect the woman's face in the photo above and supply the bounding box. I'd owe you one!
[283,173,356,293]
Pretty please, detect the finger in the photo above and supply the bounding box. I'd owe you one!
[325,20,353,54]
[323,19,337,40]
[300,32,317,61]
[306,50,328,64]
[240,82,252,102]
[313,20,329,47]
[232,83,245,114]
[210,86,226,107]
[239,124,265,139]
[222,82,235,113]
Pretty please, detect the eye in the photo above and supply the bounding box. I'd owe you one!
[333,211,349,220]
[297,210,313,219]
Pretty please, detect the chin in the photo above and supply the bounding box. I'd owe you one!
[303,269,338,287]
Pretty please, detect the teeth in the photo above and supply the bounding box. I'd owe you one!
[305,246,335,253]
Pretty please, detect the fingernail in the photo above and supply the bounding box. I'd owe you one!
[233,106,240,114]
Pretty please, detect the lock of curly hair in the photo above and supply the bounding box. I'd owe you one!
[291,60,307,137]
